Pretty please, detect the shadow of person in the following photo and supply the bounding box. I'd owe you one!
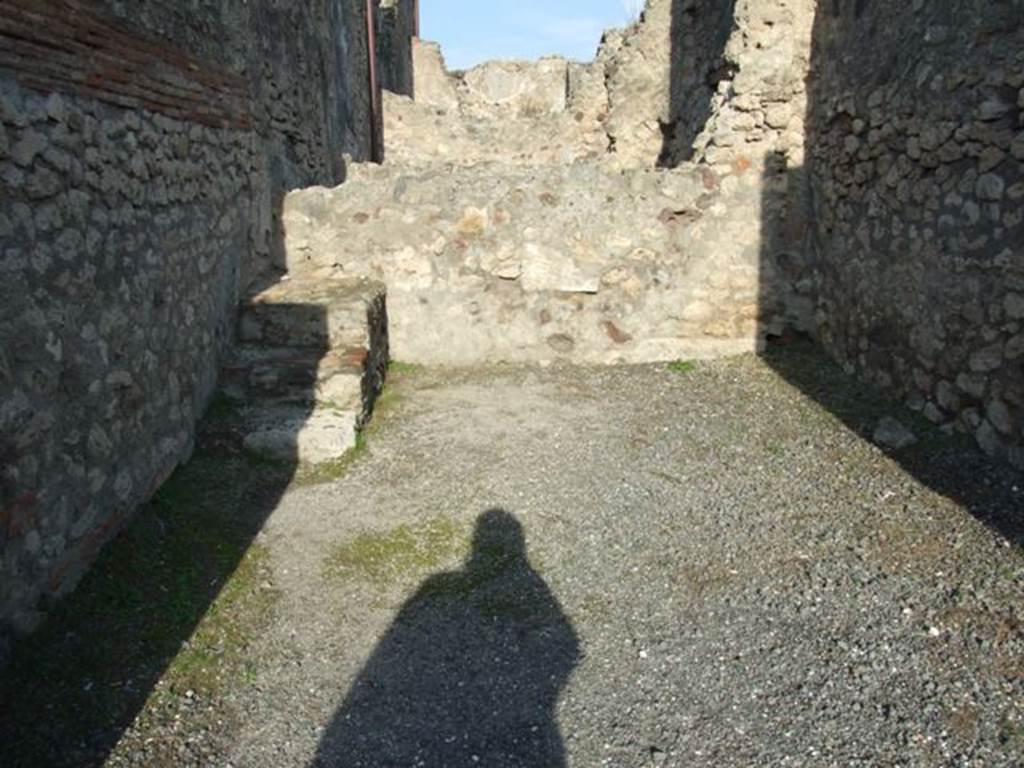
[313,509,580,767]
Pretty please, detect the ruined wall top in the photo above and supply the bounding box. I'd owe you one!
[386,0,814,170]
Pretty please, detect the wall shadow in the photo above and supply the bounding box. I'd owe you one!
[376,0,416,98]
[756,5,1023,546]
[0,242,329,765]
[659,0,738,166]
[313,509,581,767]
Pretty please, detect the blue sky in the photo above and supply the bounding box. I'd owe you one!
[420,1,638,71]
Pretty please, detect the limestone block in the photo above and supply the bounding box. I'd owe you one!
[976,173,1005,201]
[460,58,568,115]
[520,243,600,293]
[243,408,358,464]
[317,372,362,409]
[986,400,1015,435]
[11,129,47,167]
[391,245,434,290]
[1005,334,1024,360]
[764,103,793,129]
[970,342,1004,372]
[1011,132,1024,161]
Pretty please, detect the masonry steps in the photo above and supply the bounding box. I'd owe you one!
[220,276,388,466]
[238,276,387,350]
[221,345,366,409]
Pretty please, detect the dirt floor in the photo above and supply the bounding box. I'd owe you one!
[2,342,1022,767]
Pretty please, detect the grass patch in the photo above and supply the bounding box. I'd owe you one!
[324,512,548,619]
[324,514,469,585]
[420,534,523,603]
[388,360,425,377]
[162,542,277,697]
[367,387,404,430]
[0,448,286,766]
[667,359,698,374]
[999,715,1024,753]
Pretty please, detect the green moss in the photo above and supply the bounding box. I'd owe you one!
[295,372,408,487]
[367,388,403,432]
[162,542,277,697]
[579,593,614,618]
[999,716,1024,752]
[325,513,550,618]
[667,359,698,374]
[419,542,519,602]
[388,360,425,376]
[0,449,284,764]
[324,514,469,584]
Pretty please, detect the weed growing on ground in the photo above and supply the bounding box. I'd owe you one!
[388,360,424,376]
[667,359,697,374]
[324,515,468,585]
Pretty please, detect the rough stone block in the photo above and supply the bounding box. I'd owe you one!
[520,244,600,294]
[242,407,358,464]
[460,58,569,115]
[240,277,386,351]
[412,40,459,111]
[873,417,918,450]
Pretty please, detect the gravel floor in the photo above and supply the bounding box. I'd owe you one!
[17,344,1024,767]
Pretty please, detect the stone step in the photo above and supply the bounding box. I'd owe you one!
[238,276,387,351]
[222,276,389,466]
[221,345,366,411]
[241,405,359,466]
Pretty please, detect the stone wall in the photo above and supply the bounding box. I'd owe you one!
[375,0,1024,472]
[87,0,380,282]
[0,0,381,648]
[290,0,817,365]
[383,40,611,168]
[804,0,1024,468]
[598,0,814,170]
[282,155,803,365]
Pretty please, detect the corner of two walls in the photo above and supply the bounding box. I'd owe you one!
[0,0,376,652]
[646,0,1021,468]
[607,0,818,335]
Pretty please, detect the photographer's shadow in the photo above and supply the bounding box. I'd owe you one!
[313,509,580,767]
